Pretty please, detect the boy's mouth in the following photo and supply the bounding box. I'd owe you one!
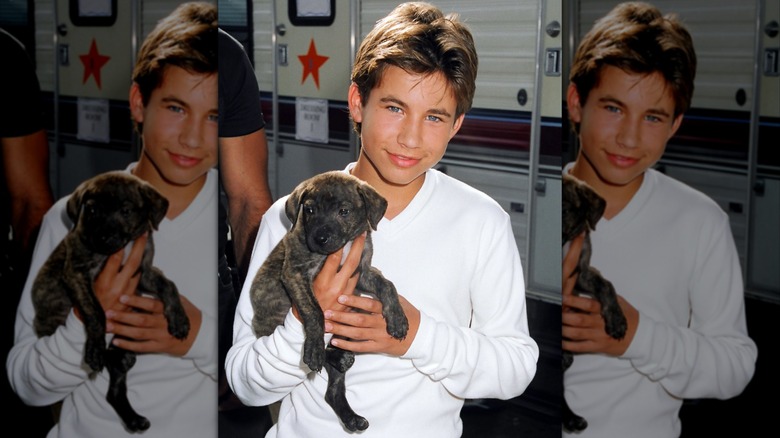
[388,152,420,168]
[169,151,203,168]
[606,152,639,168]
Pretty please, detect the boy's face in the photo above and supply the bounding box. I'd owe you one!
[568,65,683,192]
[130,65,218,190]
[349,65,464,191]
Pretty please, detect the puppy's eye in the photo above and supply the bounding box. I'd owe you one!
[339,208,350,216]
[304,206,314,215]
[121,207,132,218]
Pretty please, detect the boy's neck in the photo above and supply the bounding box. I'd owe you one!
[351,158,425,221]
[569,158,644,220]
[132,157,207,220]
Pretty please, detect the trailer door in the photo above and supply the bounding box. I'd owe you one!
[51,0,137,197]
[270,0,356,196]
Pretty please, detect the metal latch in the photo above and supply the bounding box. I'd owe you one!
[545,48,561,76]
[764,48,779,76]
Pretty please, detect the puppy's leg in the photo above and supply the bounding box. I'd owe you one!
[140,267,190,340]
[281,256,327,372]
[358,267,408,340]
[284,278,326,372]
[563,396,588,432]
[324,347,368,432]
[106,345,150,432]
[65,274,107,372]
[579,270,627,340]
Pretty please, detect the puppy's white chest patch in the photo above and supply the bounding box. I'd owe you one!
[340,240,354,265]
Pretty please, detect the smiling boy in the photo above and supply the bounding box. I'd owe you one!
[7,3,218,436]
[562,3,757,437]
[226,3,538,437]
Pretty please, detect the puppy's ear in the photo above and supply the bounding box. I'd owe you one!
[358,182,387,231]
[140,184,169,229]
[285,183,308,227]
[66,180,89,222]
[580,184,606,229]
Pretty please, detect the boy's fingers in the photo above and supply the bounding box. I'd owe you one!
[343,232,366,276]
[320,248,344,276]
[120,233,148,275]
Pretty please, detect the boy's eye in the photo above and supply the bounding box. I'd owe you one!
[208,114,219,122]
[168,105,184,113]
[387,106,402,113]
[645,114,662,123]
[605,105,620,113]
[426,115,443,122]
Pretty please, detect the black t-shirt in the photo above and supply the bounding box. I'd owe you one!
[217,29,266,256]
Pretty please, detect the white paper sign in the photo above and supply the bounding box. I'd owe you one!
[77,97,110,143]
[295,97,329,144]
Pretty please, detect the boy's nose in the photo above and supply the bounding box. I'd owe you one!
[397,118,422,149]
[616,119,640,149]
[180,118,204,149]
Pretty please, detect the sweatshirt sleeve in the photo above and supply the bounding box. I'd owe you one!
[225,199,315,406]
[621,211,757,399]
[6,199,94,406]
[185,301,218,379]
[402,212,539,400]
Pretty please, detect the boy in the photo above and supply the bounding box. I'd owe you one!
[562,3,757,437]
[226,2,539,437]
[6,3,219,437]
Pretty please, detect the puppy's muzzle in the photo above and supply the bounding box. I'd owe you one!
[308,226,347,255]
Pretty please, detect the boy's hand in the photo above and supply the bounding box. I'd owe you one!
[562,270,639,357]
[80,233,148,322]
[324,294,420,357]
[294,232,367,321]
[105,294,202,357]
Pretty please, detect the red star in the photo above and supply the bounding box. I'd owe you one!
[79,38,111,89]
[298,39,329,89]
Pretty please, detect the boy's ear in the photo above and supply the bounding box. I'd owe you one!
[347,82,363,123]
[669,113,684,139]
[566,83,583,124]
[129,82,145,124]
[449,113,466,140]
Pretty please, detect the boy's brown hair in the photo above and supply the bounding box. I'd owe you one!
[132,2,217,107]
[351,1,478,134]
[570,2,696,132]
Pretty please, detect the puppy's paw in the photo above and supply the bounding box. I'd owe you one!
[603,306,627,340]
[124,414,151,432]
[562,351,573,371]
[385,308,409,340]
[84,340,105,372]
[166,308,191,340]
[303,339,325,372]
[342,414,369,432]
[563,414,588,433]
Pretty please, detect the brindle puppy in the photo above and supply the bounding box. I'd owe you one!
[562,173,627,433]
[249,171,408,432]
[32,171,190,432]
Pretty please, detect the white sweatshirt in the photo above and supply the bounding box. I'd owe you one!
[6,166,219,438]
[226,165,539,437]
[563,167,757,438]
